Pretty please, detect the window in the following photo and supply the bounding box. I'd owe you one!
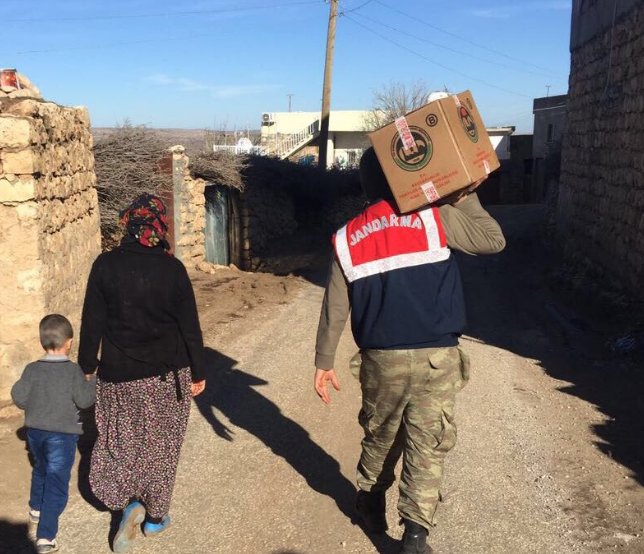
[547,123,554,142]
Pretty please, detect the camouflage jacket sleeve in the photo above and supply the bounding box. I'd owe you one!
[315,256,350,370]
[438,192,506,255]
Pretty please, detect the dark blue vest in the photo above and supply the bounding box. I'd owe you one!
[334,200,466,350]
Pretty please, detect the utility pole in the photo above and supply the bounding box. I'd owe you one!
[318,0,338,170]
[287,93,294,112]
[546,84,551,97]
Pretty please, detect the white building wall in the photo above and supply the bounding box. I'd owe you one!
[489,135,511,160]
[260,111,371,137]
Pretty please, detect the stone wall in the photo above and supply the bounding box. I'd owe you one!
[170,146,207,268]
[171,147,298,272]
[238,181,296,270]
[556,2,644,299]
[0,75,101,405]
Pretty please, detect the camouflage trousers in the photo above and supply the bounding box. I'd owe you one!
[352,346,469,530]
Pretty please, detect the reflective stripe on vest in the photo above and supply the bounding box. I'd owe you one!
[334,201,450,283]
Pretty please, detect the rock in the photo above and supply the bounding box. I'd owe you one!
[0,117,31,149]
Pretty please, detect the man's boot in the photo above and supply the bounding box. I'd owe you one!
[400,519,432,554]
[355,490,388,533]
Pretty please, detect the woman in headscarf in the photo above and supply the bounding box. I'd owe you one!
[79,193,206,553]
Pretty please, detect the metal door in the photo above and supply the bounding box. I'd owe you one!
[204,185,229,265]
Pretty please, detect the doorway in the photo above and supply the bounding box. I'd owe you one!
[204,184,241,267]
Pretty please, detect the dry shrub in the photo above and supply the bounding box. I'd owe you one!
[190,151,248,191]
[93,124,171,242]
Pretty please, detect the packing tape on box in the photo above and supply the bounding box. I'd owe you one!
[483,159,491,175]
[421,181,440,203]
[453,95,461,107]
[395,116,416,151]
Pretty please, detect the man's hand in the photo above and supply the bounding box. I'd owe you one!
[191,380,206,397]
[314,368,340,404]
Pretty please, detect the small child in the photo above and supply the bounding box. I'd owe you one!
[11,314,96,554]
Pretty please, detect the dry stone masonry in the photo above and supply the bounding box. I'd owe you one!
[0,74,101,405]
[238,180,296,270]
[171,147,297,272]
[558,1,644,300]
[171,146,207,268]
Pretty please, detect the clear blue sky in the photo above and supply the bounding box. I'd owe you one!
[4,0,572,133]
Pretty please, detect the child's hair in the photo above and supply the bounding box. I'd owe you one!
[39,314,73,351]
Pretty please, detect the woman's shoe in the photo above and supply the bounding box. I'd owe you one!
[113,501,145,553]
[142,515,171,537]
[35,538,58,553]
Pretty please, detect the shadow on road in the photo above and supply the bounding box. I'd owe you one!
[0,519,37,554]
[76,408,109,513]
[195,347,399,553]
[460,204,644,485]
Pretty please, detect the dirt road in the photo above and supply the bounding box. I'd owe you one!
[1,205,643,553]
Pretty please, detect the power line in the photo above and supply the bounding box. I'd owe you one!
[343,14,531,98]
[4,1,322,23]
[373,0,564,77]
[13,31,216,55]
[339,0,375,15]
[350,11,564,81]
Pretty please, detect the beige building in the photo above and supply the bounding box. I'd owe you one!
[259,110,370,168]
[259,110,515,169]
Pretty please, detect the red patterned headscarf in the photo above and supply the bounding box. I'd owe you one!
[119,193,170,250]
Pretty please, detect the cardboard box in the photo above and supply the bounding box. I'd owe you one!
[368,90,500,213]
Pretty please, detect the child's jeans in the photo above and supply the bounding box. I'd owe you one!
[26,428,78,540]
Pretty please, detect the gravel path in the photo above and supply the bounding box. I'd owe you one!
[1,205,642,553]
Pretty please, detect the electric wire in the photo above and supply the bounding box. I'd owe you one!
[10,1,325,55]
[343,14,532,98]
[14,32,217,55]
[339,0,376,15]
[373,0,564,77]
[350,11,565,81]
[4,1,323,23]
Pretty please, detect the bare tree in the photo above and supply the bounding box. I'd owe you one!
[364,80,433,131]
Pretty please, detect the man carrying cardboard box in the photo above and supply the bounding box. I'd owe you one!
[313,147,505,553]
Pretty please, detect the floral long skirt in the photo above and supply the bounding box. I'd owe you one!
[89,368,191,518]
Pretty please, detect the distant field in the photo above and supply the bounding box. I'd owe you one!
[91,128,210,155]
[91,128,261,156]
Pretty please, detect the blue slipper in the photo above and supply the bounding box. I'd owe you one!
[113,501,145,553]
[143,515,171,537]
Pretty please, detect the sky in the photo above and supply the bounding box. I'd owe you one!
[3,1,572,133]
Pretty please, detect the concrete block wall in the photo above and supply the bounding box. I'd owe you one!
[557,2,644,299]
[0,77,101,404]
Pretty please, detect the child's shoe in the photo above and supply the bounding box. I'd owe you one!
[142,515,171,537]
[29,508,40,523]
[113,500,145,553]
[35,538,59,553]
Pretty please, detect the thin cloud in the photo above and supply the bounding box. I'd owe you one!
[465,1,570,18]
[147,74,280,98]
[468,8,511,19]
